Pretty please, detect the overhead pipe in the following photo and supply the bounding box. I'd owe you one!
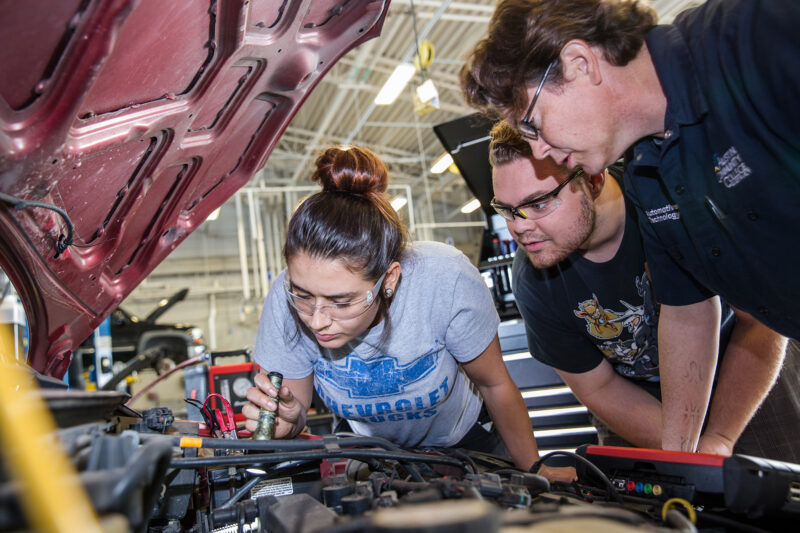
[252,195,269,299]
[271,201,284,282]
[208,293,217,350]
[246,190,262,300]
[413,111,435,242]
[401,184,416,237]
[264,195,283,289]
[262,199,274,289]
[235,193,251,300]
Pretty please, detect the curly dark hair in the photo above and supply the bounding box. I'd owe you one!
[461,0,657,120]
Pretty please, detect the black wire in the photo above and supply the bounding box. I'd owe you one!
[534,450,623,504]
[221,476,263,509]
[427,447,478,474]
[160,433,426,481]
[170,448,468,471]
[0,191,75,257]
[164,434,411,453]
[184,398,216,431]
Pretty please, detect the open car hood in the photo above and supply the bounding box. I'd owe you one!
[0,0,389,377]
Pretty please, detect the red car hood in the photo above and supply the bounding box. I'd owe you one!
[0,0,389,377]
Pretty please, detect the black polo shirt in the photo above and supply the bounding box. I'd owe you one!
[623,0,800,339]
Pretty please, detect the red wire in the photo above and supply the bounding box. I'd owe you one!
[203,393,236,432]
[126,355,205,406]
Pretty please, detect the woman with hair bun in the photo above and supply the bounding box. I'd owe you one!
[243,146,572,481]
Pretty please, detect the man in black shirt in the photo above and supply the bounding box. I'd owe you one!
[490,121,798,460]
[462,0,800,455]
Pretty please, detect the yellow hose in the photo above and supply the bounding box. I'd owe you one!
[0,353,103,533]
[661,497,697,524]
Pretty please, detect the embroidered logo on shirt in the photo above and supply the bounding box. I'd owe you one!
[645,204,680,223]
[315,347,439,399]
[714,146,752,188]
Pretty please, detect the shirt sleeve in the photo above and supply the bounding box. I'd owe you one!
[442,253,501,363]
[743,0,800,148]
[253,270,315,379]
[511,261,604,374]
[623,166,714,306]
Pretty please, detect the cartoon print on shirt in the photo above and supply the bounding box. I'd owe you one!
[574,272,660,380]
[574,294,623,338]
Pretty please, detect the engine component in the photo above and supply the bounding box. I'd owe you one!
[131,407,175,434]
[370,499,500,533]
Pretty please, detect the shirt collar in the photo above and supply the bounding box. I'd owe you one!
[645,25,709,130]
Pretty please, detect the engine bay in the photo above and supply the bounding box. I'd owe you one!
[1,367,796,533]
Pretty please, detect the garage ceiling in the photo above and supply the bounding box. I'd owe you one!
[258,0,697,198]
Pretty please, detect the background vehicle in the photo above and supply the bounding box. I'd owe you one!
[79,288,204,364]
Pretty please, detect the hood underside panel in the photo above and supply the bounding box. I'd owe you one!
[0,0,389,376]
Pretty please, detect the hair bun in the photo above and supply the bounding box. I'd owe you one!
[311,146,389,196]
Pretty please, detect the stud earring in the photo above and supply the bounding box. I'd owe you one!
[384,288,394,298]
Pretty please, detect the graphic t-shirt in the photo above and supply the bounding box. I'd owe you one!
[512,169,662,397]
[254,241,500,448]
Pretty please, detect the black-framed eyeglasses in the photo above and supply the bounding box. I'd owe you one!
[518,61,554,141]
[490,168,584,221]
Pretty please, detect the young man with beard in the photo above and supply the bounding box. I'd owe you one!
[490,121,799,461]
[461,0,800,455]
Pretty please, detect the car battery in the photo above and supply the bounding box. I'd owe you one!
[184,365,209,422]
[207,349,257,422]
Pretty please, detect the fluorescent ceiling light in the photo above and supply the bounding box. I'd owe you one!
[430,152,453,174]
[460,199,481,214]
[415,79,438,102]
[374,63,416,105]
[390,196,407,211]
[206,207,221,221]
[413,79,440,115]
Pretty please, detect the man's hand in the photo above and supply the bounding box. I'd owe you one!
[699,308,786,458]
[537,464,578,483]
[242,372,307,439]
[658,299,721,451]
[697,432,734,456]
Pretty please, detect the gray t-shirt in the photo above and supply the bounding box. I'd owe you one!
[254,241,500,448]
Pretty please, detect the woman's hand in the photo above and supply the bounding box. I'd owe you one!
[242,372,308,439]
